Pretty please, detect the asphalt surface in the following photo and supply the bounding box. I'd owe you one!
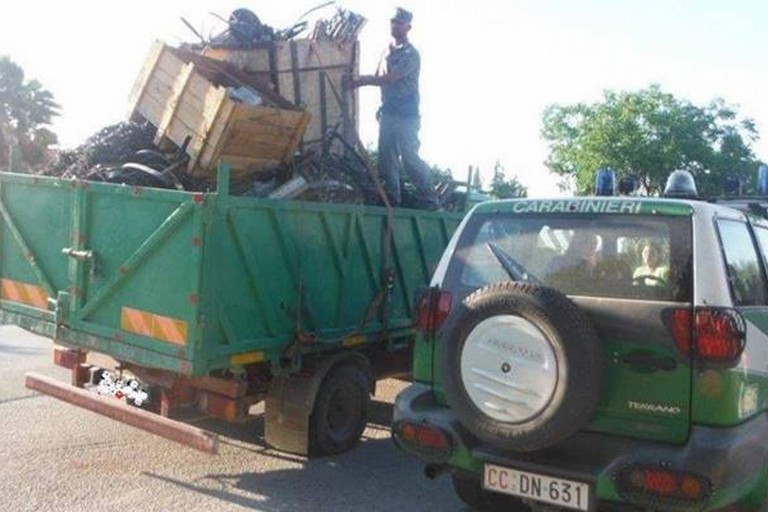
[0,325,463,512]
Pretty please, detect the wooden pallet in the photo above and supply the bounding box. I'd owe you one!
[129,41,311,180]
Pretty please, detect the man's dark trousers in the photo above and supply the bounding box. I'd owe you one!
[377,113,438,209]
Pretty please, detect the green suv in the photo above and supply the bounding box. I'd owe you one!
[393,173,768,511]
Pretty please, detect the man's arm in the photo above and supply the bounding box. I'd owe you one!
[348,72,403,89]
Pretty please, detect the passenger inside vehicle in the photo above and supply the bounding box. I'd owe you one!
[544,232,600,277]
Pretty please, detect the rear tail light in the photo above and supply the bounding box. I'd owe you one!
[617,465,710,506]
[392,420,453,462]
[665,307,746,363]
[694,308,746,361]
[415,287,452,338]
[668,308,693,356]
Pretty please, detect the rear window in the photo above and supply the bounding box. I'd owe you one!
[444,213,692,302]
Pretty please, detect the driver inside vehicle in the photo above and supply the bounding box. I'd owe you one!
[633,242,669,286]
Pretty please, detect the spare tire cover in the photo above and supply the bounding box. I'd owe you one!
[440,281,603,452]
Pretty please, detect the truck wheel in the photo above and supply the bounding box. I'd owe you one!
[441,281,603,452]
[452,472,530,511]
[310,363,371,456]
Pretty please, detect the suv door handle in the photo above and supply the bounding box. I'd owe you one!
[620,351,678,373]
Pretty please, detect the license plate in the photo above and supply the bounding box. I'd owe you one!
[483,463,591,511]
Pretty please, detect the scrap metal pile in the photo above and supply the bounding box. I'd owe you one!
[44,121,206,191]
[42,120,378,202]
[309,8,367,44]
[41,6,454,211]
[187,4,365,49]
[43,121,458,209]
[50,121,157,179]
[203,8,301,47]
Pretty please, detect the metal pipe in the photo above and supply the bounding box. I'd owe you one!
[25,372,218,454]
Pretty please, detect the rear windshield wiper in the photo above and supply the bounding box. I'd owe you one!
[487,242,541,284]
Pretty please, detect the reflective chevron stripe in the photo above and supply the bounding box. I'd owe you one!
[0,278,49,309]
[121,307,188,346]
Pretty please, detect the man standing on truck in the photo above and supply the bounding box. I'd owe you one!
[348,7,439,210]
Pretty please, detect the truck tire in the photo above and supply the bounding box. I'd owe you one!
[452,472,530,511]
[441,281,603,452]
[310,363,371,456]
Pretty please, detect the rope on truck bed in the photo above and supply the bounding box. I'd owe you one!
[285,43,397,350]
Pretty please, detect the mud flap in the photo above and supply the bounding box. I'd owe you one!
[265,373,314,455]
[265,352,373,455]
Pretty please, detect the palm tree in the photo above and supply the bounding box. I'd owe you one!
[0,56,59,169]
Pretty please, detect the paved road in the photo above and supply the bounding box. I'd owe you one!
[0,326,463,512]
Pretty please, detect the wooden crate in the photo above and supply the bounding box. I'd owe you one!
[129,41,311,180]
[203,39,359,150]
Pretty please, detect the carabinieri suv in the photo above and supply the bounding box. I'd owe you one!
[393,170,768,511]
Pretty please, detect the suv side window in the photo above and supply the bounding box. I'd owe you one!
[717,219,768,306]
[750,225,768,286]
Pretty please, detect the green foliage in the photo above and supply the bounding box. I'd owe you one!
[428,162,453,182]
[471,167,483,191]
[541,85,760,196]
[490,161,528,199]
[0,56,59,169]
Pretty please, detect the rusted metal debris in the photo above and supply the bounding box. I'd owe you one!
[48,121,158,179]
[185,5,363,49]
[43,122,459,211]
[43,121,207,190]
[311,8,367,44]
[41,121,458,210]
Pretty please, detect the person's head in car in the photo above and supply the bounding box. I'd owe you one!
[546,232,599,278]
[566,232,599,269]
[641,243,661,268]
[633,242,668,285]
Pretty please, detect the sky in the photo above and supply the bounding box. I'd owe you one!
[1,0,766,196]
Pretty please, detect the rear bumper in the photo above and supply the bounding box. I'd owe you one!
[394,383,768,510]
[26,372,218,454]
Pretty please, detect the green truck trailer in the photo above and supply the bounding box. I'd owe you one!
[0,165,464,455]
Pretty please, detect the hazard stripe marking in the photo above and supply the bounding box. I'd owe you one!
[121,307,153,337]
[343,335,366,347]
[153,315,187,345]
[231,352,265,366]
[121,307,188,346]
[0,279,49,309]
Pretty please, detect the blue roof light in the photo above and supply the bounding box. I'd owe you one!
[595,168,616,196]
[758,165,768,197]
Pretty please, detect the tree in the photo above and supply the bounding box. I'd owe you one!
[541,85,760,196]
[490,161,528,199]
[0,56,59,169]
[471,166,483,191]
[428,162,453,183]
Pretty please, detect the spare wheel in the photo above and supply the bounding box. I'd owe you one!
[440,281,603,452]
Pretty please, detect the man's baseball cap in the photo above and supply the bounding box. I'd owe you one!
[391,7,413,24]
